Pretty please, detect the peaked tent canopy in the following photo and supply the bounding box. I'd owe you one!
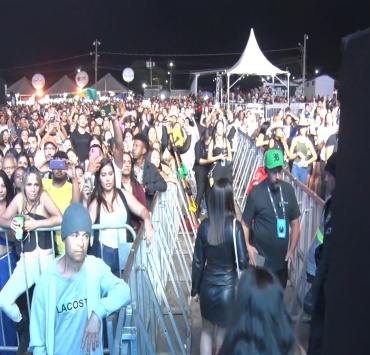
[7,77,35,95]
[91,73,129,92]
[45,75,77,95]
[227,28,290,106]
[227,28,288,76]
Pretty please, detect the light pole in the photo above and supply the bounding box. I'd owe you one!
[169,62,173,91]
[300,34,308,98]
[146,58,155,87]
[93,39,100,84]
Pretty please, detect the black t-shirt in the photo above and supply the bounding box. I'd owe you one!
[242,180,301,271]
[70,130,91,162]
[326,133,338,152]
[62,122,71,136]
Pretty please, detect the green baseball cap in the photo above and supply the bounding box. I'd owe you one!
[265,149,284,169]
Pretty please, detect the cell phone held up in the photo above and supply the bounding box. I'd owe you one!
[49,160,66,170]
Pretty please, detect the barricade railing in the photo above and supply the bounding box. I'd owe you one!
[114,182,194,354]
[221,102,288,120]
[232,130,324,321]
[222,102,264,118]
[232,129,264,212]
[0,224,136,354]
[265,103,289,121]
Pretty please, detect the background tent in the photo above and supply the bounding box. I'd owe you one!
[7,77,35,95]
[226,28,290,104]
[91,73,129,92]
[44,75,77,95]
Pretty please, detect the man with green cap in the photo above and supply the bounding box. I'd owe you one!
[241,149,301,288]
[29,202,131,354]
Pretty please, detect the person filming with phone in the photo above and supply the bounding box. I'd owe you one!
[42,150,81,255]
[241,149,301,288]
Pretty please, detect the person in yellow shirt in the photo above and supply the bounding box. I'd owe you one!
[42,151,80,254]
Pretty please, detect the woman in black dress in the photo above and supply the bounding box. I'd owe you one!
[193,127,213,218]
[191,178,248,355]
[207,120,232,183]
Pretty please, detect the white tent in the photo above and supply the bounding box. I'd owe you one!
[7,77,35,95]
[226,28,290,105]
[45,75,77,95]
[91,73,129,92]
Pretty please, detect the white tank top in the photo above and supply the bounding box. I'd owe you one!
[99,203,127,248]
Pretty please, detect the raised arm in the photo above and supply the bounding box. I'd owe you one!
[112,115,124,170]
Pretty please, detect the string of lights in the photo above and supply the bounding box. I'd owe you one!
[100,47,300,57]
[0,47,300,73]
[0,54,91,72]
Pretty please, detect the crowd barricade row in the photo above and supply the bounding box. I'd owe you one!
[221,102,288,121]
[232,130,324,322]
[115,182,194,355]
[264,103,289,121]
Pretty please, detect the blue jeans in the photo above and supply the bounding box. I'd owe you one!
[292,163,308,184]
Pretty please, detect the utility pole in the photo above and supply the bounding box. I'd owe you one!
[169,62,173,91]
[93,39,100,84]
[146,58,155,87]
[302,34,308,98]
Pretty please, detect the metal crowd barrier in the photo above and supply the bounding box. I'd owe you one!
[0,224,135,354]
[265,103,288,121]
[114,182,194,354]
[222,102,264,118]
[222,102,288,120]
[232,130,324,321]
[232,129,264,212]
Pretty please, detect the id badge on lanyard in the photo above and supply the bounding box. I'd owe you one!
[267,186,287,239]
[277,218,286,239]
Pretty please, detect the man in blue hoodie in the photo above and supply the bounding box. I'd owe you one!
[29,203,131,354]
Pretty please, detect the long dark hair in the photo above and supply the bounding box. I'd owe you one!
[0,170,15,206]
[219,268,296,355]
[207,178,235,245]
[16,151,31,168]
[12,137,24,152]
[199,127,213,158]
[122,152,141,188]
[212,119,225,140]
[91,158,117,212]
[258,121,270,136]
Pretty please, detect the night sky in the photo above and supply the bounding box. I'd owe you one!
[0,0,367,92]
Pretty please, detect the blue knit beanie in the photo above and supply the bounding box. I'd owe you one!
[61,203,92,240]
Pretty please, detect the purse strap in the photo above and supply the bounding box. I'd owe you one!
[232,218,241,279]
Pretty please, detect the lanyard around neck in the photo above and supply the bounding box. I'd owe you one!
[267,185,286,220]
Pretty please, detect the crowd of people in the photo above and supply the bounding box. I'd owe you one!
[0,91,339,354]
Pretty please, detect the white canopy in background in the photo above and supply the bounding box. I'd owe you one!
[227,28,290,106]
[45,75,77,95]
[7,77,35,95]
[91,73,129,92]
[228,28,288,76]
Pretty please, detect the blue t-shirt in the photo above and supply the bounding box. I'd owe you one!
[54,265,92,355]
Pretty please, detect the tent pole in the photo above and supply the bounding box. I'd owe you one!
[194,74,199,97]
[287,72,290,105]
[227,74,230,110]
[272,76,275,104]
